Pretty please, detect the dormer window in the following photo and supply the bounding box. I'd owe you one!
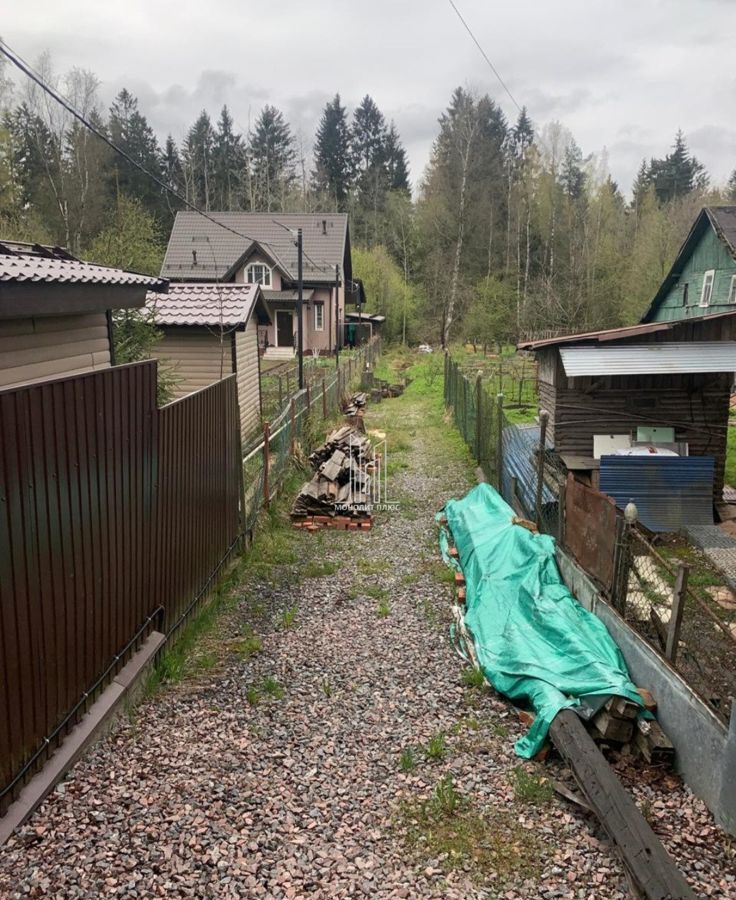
[246,263,272,287]
[729,275,736,304]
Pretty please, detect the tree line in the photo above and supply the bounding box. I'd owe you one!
[1,54,734,348]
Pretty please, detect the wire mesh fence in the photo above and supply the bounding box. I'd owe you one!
[444,350,736,722]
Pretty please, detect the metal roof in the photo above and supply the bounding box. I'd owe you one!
[559,342,736,376]
[146,283,268,328]
[518,309,736,351]
[600,456,714,532]
[161,212,349,283]
[0,241,167,289]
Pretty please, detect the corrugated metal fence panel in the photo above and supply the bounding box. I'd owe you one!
[564,475,617,592]
[599,455,715,532]
[500,423,555,518]
[0,361,159,813]
[155,374,242,631]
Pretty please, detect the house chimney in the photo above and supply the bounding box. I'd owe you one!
[322,219,327,235]
[192,250,197,266]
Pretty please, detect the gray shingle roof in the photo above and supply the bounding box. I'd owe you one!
[0,241,167,289]
[160,212,348,283]
[146,283,266,327]
[263,289,315,302]
[708,206,736,255]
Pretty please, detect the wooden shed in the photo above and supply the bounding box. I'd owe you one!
[147,283,271,441]
[518,311,736,501]
[0,240,166,389]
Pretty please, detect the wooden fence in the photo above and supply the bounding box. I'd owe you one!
[0,361,243,813]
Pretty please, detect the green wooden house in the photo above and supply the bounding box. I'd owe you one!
[641,206,736,323]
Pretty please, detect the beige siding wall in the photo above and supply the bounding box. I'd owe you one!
[153,328,232,400]
[261,286,335,354]
[235,320,261,440]
[0,313,111,389]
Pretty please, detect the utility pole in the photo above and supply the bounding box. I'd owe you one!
[297,227,304,390]
[334,264,340,367]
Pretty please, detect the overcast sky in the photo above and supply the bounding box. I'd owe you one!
[3,0,735,195]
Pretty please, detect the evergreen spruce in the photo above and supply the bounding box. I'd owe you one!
[249,105,296,212]
[312,93,352,209]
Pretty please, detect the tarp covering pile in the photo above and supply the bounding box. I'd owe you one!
[439,483,644,758]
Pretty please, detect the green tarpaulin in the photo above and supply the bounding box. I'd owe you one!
[439,483,645,758]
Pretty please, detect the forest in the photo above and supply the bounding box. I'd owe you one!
[2,54,735,348]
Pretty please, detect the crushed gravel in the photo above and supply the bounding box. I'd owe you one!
[1,390,734,898]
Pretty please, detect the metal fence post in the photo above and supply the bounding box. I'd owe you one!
[475,374,482,464]
[613,502,638,615]
[306,383,311,411]
[495,392,504,493]
[558,476,567,547]
[666,562,689,664]
[263,421,271,508]
[322,376,327,419]
[444,350,449,404]
[278,375,283,408]
[289,398,296,456]
[536,409,549,528]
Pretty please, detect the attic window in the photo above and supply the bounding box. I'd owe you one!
[700,270,715,307]
[246,263,272,287]
[729,275,736,304]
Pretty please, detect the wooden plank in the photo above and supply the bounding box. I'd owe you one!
[549,709,695,900]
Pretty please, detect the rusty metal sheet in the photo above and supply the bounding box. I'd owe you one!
[564,474,617,593]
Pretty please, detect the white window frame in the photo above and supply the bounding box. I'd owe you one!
[313,303,324,331]
[246,263,272,287]
[700,269,715,307]
[728,274,736,304]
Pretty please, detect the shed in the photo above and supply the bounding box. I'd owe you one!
[147,283,271,440]
[0,240,166,389]
[518,311,736,506]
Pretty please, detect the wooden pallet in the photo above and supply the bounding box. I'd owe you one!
[292,515,372,532]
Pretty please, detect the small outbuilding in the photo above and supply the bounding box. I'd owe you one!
[0,240,166,390]
[518,311,736,528]
[147,282,271,440]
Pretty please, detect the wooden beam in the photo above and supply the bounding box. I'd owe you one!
[549,709,695,900]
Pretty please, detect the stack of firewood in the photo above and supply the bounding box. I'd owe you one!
[292,426,376,525]
[342,392,367,417]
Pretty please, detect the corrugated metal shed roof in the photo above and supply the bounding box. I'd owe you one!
[0,241,167,289]
[146,283,267,327]
[599,456,714,532]
[559,342,736,376]
[161,212,348,283]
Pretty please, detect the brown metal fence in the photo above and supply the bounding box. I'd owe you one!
[563,475,618,595]
[0,362,161,814]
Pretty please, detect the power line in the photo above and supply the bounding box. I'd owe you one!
[0,37,336,277]
[446,0,525,118]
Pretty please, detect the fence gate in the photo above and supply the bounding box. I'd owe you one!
[564,474,617,594]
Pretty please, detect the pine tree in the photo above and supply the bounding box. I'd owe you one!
[728,169,736,202]
[108,89,163,213]
[182,110,216,210]
[249,105,296,212]
[649,131,707,203]
[351,95,388,190]
[161,135,183,193]
[560,140,586,200]
[312,93,352,209]
[384,122,410,192]
[631,159,651,212]
[511,106,534,163]
[213,105,246,210]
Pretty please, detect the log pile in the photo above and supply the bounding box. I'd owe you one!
[292,425,376,529]
[342,392,367,417]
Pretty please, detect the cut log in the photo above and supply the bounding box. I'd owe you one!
[634,719,675,766]
[605,696,640,721]
[591,709,634,744]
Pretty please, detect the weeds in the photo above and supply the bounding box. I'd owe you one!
[424,733,447,761]
[509,765,553,804]
[321,678,333,698]
[279,606,298,630]
[377,597,391,618]
[462,667,485,689]
[260,676,286,699]
[400,747,416,772]
[303,560,339,578]
[246,687,260,706]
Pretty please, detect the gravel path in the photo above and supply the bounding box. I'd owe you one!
[1,383,734,898]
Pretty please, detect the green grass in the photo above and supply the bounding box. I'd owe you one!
[726,424,736,488]
[461,667,485,689]
[364,585,388,600]
[303,560,339,578]
[376,597,391,618]
[423,732,447,761]
[358,558,392,575]
[400,775,543,883]
[278,606,298,629]
[246,686,260,706]
[260,675,285,699]
[400,747,416,772]
[509,765,554,804]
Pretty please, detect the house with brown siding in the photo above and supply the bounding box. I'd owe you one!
[518,312,736,522]
[0,241,166,390]
[160,212,360,361]
[147,283,270,440]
